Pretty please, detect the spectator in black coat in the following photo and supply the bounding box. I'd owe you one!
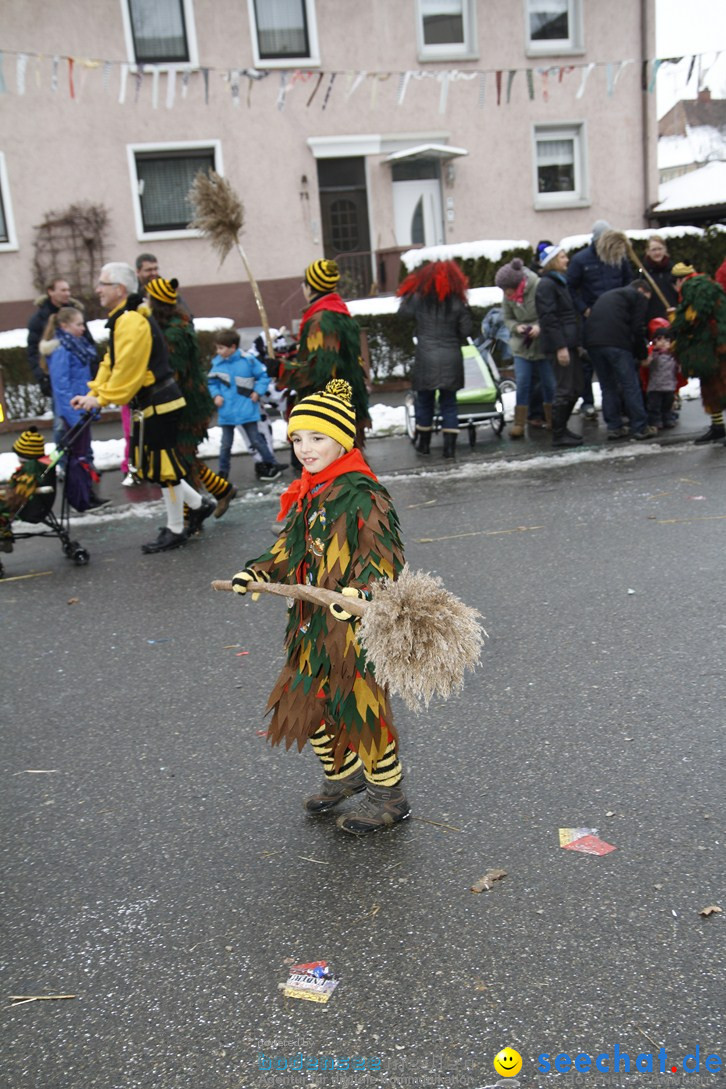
[641,235,678,323]
[535,244,583,448]
[397,260,472,460]
[585,280,656,441]
[567,221,634,419]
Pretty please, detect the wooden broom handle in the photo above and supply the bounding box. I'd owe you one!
[211,578,369,617]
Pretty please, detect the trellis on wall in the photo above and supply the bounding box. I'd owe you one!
[32,202,110,318]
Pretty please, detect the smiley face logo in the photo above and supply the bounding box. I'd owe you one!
[493,1047,522,1078]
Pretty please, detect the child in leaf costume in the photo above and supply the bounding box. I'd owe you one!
[232,379,409,835]
[282,260,371,448]
[670,267,726,445]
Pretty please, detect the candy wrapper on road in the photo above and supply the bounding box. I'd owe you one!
[559,827,616,855]
[282,960,340,1004]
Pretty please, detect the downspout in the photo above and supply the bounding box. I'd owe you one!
[640,0,654,224]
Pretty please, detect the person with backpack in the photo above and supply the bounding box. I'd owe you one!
[71,262,214,553]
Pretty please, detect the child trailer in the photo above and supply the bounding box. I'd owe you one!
[405,338,513,448]
[0,413,95,579]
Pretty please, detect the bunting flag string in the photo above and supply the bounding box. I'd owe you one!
[576,62,595,99]
[165,65,176,109]
[16,52,28,95]
[118,62,128,105]
[321,72,336,110]
[526,68,534,101]
[0,47,720,111]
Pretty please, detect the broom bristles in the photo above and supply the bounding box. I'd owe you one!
[359,565,486,712]
[187,171,245,263]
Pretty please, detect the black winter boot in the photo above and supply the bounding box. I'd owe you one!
[187,495,216,534]
[414,428,431,455]
[694,423,726,444]
[442,431,458,459]
[552,404,582,447]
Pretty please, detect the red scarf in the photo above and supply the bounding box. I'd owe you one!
[300,292,351,329]
[512,277,527,305]
[277,448,378,521]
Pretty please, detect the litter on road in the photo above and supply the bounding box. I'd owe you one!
[559,827,616,855]
[282,960,340,1004]
[470,869,508,893]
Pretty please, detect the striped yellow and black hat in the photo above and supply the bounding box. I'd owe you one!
[146,277,178,305]
[304,259,340,294]
[13,426,46,459]
[288,379,356,451]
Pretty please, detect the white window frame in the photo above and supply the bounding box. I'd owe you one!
[415,0,478,62]
[127,140,223,241]
[524,0,584,56]
[246,0,320,69]
[532,123,589,210]
[120,0,199,69]
[0,152,18,252]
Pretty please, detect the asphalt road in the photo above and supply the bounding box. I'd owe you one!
[2,440,725,1089]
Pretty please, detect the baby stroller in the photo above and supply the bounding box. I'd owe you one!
[1,414,94,579]
[405,338,513,448]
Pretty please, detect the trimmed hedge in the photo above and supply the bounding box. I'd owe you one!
[399,225,726,287]
[359,306,490,383]
[0,328,225,422]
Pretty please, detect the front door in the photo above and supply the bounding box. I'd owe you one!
[392,178,444,247]
[317,157,372,296]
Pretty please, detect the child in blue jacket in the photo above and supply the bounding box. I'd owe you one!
[208,329,285,482]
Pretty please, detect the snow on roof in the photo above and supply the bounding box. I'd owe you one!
[653,161,726,213]
[400,239,531,270]
[347,285,503,317]
[658,125,726,171]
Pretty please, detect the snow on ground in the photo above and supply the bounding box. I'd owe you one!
[0,316,234,351]
[0,379,704,484]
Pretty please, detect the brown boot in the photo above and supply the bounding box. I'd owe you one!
[336,780,411,834]
[509,404,527,438]
[303,766,367,814]
[543,403,553,430]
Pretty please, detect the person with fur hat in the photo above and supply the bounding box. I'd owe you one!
[145,277,238,522]
[670,265,726,446]
[282,260,371,453]
[397,259,473,458]
[71,262,214,552]
[535,244,584,447]
[0,428,50,553]
[230,378,410,835]
[566,221,634,420]
[495,256,555,438]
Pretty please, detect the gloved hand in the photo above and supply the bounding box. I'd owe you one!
[329,586,367,623]
[232,567,270,601]
[39,374,52,398]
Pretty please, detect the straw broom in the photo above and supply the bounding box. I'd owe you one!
[187,170,276,358]
[596,229,673,315]
[211,565,486,711]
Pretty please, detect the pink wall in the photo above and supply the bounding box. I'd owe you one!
[1,0,657,328]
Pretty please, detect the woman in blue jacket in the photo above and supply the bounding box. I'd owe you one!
[40,306,107,509]
[207,329,285,482]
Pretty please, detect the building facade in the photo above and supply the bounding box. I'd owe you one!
[1,0,657,331]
